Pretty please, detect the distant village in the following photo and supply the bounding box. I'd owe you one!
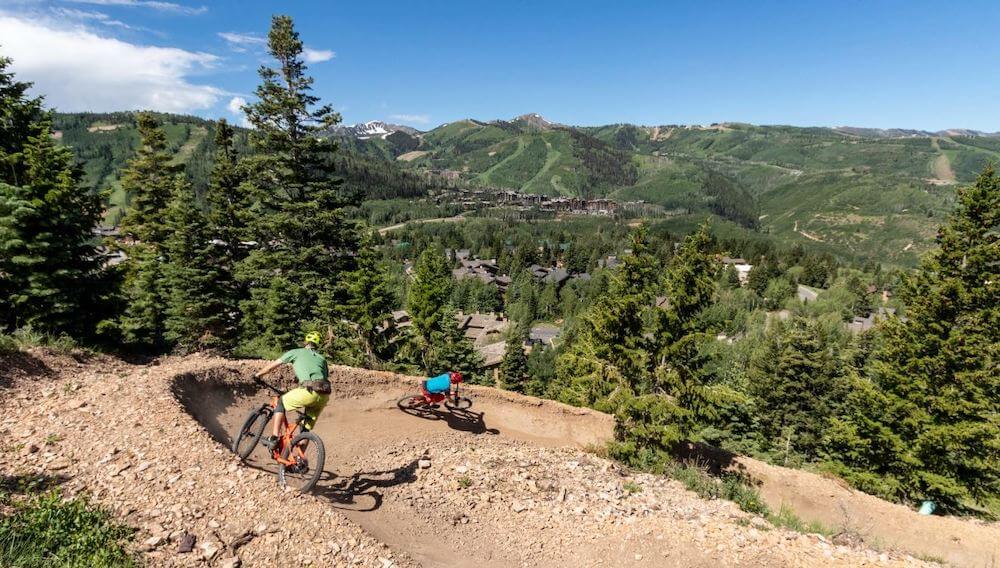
[429,187,672,218]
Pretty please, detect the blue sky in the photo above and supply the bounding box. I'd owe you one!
[1,0,999,130]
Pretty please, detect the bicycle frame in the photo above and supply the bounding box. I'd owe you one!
[268,396,308,467]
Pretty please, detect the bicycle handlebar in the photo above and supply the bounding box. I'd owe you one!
[253,375,283,395]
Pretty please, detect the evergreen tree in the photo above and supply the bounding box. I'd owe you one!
[162,176,229,351]
[407,245,453,345]
[748,317,844,462]
[236,15,360,355]
[203,118,248,343]
[345,240,396,368]
[115,113,176,346]
[0,117,105,336]
[827,167,1000,508]
[0,56,44,187]
[500,328,530,392]
[423,308,482,379]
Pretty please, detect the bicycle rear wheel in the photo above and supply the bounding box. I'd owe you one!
[232,406,271,460]
[396,394,440,419]
[278,431,325,493]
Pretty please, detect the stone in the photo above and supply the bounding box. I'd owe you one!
[418,459,432,469]
[48,457,71,471]
[219,556,241,568]
[455,465,469,474]
[512,502,527,513]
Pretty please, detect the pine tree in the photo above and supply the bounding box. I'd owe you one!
[424,308,483,378]
[345,240,396,368]
[826,167,1000,507]
[406,245,453,345]
[236,15,360,355]
[500,328,530,392]
[203,118,248,343]
[0,56,44,187]
[748,317,844,461]
[0,116,105,336]
[162,176,229,351]
[115,113,177,347]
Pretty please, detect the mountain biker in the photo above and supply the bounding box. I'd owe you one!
[254,331,332,450]
[421,371,463,406]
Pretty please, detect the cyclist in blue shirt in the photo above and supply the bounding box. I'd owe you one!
[420,371,463,405]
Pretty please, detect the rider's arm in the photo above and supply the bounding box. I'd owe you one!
[254,359,284,378]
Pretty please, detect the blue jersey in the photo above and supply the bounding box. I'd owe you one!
[425,373,451,394]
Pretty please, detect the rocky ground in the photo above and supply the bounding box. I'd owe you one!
[0,349,989,566]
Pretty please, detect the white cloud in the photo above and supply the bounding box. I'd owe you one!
[64,0,208,16]
[218,31,265,47]
[53,7,136,29]
[226,96,246,114]
[389,114,431,125]
[302,47,334,63]
[0,14,224,113]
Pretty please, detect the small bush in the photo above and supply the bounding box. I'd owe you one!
[623,480,643,495]
[766,504,833,536]
[0,326,81,355]
[0,491,136,567]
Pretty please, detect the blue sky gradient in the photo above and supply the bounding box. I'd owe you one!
[1,0,999,130]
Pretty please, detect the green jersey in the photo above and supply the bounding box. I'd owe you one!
[279,347,329,384]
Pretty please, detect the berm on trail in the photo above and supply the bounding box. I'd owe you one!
[2,350,996,566]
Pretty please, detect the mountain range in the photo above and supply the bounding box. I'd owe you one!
[52,111,1000,266]
[331,113,1000,264]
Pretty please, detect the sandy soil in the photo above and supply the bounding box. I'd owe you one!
[2,352,995,567]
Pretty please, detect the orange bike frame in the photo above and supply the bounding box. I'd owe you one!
[269,396,307,467]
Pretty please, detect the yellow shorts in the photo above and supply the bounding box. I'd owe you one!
[278,387,329,431]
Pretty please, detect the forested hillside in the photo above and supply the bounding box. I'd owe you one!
[336,118,1000,264]
[52,112,437,225]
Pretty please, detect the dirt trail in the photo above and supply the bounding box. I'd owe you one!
[3,352,995,567]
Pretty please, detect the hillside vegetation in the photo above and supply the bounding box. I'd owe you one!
[343,118,1000,264]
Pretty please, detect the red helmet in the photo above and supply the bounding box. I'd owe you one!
[450,371,464,383]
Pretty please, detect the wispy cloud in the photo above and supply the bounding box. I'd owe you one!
[218,31,265,46]
[226,96,246,114]
[51,7,162,34]
[0,14,223,113]
[64,0,207,16]
[302,47,334,63]
[389,113,431,125]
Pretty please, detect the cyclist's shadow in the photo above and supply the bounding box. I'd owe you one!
[313,459,421,512]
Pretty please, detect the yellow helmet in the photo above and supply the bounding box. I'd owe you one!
[304,331,322,346]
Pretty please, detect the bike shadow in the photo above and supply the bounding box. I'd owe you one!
[399,406,501,436]
[313,458,421,512]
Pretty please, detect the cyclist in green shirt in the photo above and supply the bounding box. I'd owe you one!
[254,331,332,449]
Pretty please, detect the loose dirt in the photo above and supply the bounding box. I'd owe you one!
[3,351,996,567]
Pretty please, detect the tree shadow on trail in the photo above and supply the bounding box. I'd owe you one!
[312,458,421,512]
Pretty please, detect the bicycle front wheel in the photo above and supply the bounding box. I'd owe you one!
[278,431,325,493]
[233,406,271,460]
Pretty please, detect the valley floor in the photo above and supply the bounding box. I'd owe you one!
[1,350,995,566]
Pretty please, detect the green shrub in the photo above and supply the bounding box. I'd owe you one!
[0,491,136,567]
[0,326,81,355]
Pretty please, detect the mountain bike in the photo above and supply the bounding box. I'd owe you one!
[397,383,473,418]
[232,379,326,493]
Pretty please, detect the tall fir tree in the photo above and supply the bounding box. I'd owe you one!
[500,327,531,392]
[162,176,229,351]
[747,317,844,462]
[406,245,453,347]
[115,113,177,347]
[826,167,1000,508]
[345,239,396,368]
[0,114,105,336]
[203,118,248,343]
[236,15,360,355]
